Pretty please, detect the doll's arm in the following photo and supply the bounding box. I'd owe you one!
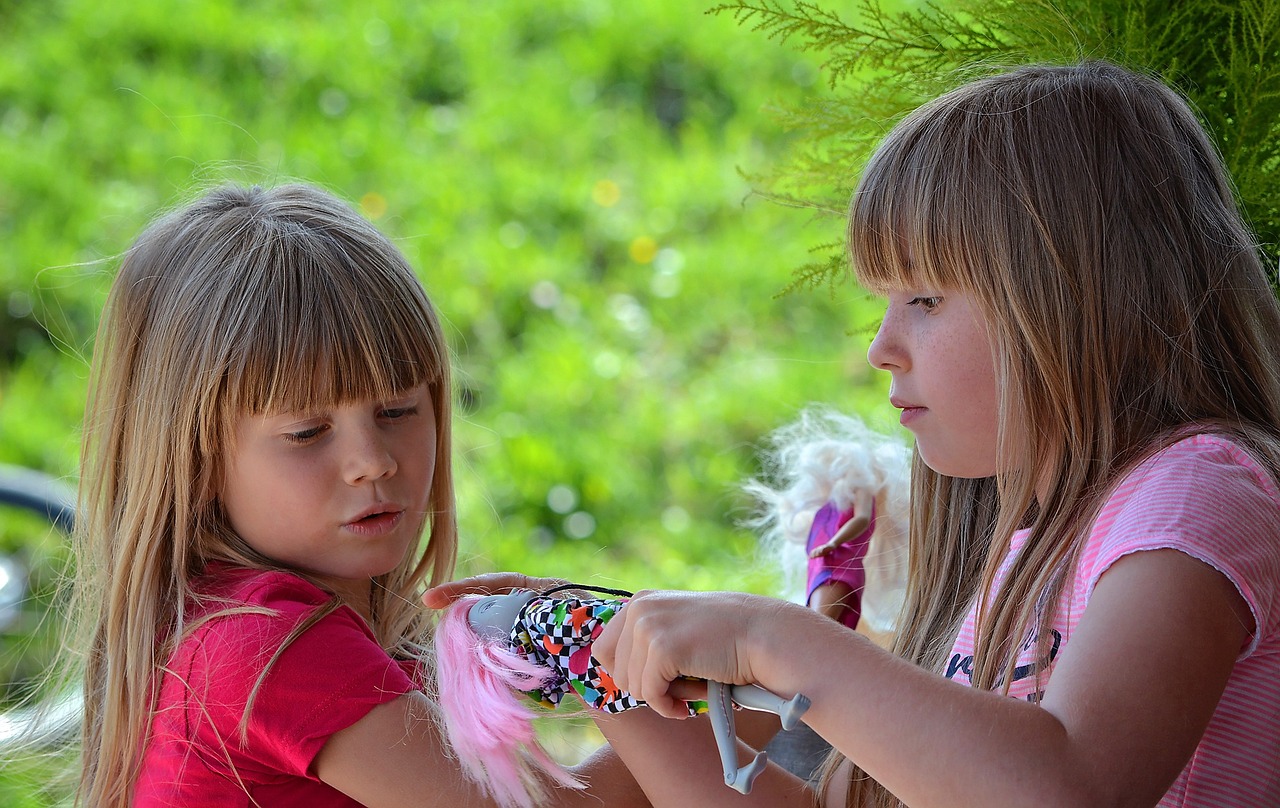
[808,487,876,558]
[702,681,812,794]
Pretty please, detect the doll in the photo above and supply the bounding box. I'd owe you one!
[743,406,911,636]
[741,408,910,784]
[433,585,811,808]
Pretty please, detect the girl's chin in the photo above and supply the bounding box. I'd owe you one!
[917,448,998,479]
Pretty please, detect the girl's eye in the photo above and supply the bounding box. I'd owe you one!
[907,296,943,311]
[283,425,326,444]
[381,405,418,421]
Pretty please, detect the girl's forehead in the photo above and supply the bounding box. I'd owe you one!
[249,382,427,417]
[228,358,430,419]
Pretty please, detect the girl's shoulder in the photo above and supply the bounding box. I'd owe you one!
[1082,431,1280,649]
[149,566,415,794]
[1119,431,1280,507]
[191,563,333,613]
[178,565,346,664]
[169,564,393,703]
[1096,430,1280,540]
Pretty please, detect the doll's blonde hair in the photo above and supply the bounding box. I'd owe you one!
[743,406,910,633]
[834,61,1280,807]
[73,183,457,806]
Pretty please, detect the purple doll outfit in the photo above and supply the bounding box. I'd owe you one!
[805,501,875,629]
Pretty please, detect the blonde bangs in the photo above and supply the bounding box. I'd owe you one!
[849,89,1012,299]
[213,222,447,424]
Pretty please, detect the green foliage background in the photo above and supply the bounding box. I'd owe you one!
[0,0,893,588]
[712,0,1280,291]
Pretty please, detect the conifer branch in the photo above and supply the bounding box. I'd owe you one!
[713,0,1280,291]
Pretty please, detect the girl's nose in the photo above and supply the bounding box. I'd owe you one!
[867,309,907,372]
[346,433,398,485]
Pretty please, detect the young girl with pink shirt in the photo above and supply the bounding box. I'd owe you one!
[65,183,650,807]
[574,61,1280,807]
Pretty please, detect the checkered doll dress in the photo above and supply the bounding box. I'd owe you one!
[505,595,645,713]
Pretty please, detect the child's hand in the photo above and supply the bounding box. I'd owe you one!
[421,572,568,609]
[594,589,802,720]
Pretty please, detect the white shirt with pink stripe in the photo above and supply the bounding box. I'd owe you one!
[946,433,1280,806]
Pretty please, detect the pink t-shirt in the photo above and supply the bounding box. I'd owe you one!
[134,566,418,807]
[946,434,1280,806]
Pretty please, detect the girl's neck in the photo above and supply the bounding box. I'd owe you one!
[322,576,375,622]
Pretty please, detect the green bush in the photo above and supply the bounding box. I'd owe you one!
[0,0,891,594]
[711,0,1280,292]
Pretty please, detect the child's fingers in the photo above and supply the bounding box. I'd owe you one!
[667,678,708,703]
[421,572,565,608]
[601,591,693,720]
[639,658,688,720]
[593,593,630,680]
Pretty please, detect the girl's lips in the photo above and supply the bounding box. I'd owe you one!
[343,507,405,536]
[898,406,927,427]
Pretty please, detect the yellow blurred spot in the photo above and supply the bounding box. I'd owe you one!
[360,192,388,220]
[629,236,658,264]
[592,179,621,207]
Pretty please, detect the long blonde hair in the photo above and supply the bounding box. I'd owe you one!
[73,183,458,806]
[834,61,1280,807]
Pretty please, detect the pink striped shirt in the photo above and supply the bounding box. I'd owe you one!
[946,433,1280,806]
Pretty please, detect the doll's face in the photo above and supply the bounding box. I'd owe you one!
[468,591,537,642]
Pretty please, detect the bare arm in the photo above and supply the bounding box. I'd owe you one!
[596,549,1250,808]
[315,688,660,808]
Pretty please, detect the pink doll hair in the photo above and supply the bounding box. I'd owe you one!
[433,595,584,808]
[434,588,809,806]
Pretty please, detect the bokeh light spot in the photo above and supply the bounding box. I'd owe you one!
[547,485,577,514]
[629,236,658,264]
[592,179,621,207]
[360,192,388,220]
[564,511,596,540]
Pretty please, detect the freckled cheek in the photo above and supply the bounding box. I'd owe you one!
[959,379,1001,465]
[407,460,437,512]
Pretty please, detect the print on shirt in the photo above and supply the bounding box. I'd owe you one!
[946,628,1061,703]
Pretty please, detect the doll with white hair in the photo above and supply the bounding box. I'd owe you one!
[736,407,912,785]
[743,406,911,636]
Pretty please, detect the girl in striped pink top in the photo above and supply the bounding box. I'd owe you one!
[578,61,1280,807]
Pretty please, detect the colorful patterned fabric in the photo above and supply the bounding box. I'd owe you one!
[506,595,704,716]
[507,595,639,712]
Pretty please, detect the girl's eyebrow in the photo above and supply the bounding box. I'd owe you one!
[258,405,326,423]
[260,387,425,420]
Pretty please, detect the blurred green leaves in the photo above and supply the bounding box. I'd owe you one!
[0,0,891,599]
